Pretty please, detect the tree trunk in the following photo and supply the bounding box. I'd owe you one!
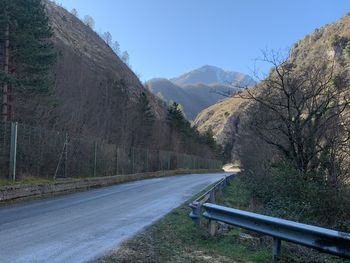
[2,23,10,122]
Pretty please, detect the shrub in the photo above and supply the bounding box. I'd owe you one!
[241,162,350,231]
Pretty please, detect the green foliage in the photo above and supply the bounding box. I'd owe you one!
[0,0,57,92]
[167,102,222,157]
[242,162,350,231]
[136,92,155,126]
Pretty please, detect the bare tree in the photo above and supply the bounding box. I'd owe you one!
[121,51,129,65]
[238,50,350,184]
[112,41,120,56]
[83,15,95,29]
[70,8,78,18]
[102,31,112,46]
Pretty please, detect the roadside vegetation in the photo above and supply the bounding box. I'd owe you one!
[99,176,349,263]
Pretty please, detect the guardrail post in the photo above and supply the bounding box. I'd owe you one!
[272,238,281,262]
[208,190,217,236]
[209,190,216,204]
[189,201,201,226]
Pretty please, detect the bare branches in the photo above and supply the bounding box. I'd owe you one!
[240,49,350,183]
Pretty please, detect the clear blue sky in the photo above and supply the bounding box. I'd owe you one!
[57,0,350,81]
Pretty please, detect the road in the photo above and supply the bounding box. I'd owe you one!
[0,172,228,263]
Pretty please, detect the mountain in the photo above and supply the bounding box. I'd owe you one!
[146,78,200,119]
[194,13,350,160]
[170,65,255,87]
[2,1,216,158]
[147,66,255,120]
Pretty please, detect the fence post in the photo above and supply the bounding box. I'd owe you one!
[115,146,118,175]
[167,152,171,170]
[132,147,134,174]
[64,133,68,177]
[9,122,18,181]
[93,141,97,177]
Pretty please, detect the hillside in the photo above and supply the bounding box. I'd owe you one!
[42,1,164,143]
[147,65,255,120]
[1,1,217,158]
[194,13,350,160]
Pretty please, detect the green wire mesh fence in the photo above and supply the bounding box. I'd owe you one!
[0,121,222,180]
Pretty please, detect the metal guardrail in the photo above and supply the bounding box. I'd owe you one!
[202,204,350,261]
[189,175,350,261]
[189,173,236,227]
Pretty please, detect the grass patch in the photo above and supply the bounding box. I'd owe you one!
[0,177,51,186]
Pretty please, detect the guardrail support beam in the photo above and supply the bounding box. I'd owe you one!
[189,201,201,226]
[272,237,281,262]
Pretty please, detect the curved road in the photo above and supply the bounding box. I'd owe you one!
[0,172,228,263]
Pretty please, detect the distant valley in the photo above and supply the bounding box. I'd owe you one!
[146,65,255,120]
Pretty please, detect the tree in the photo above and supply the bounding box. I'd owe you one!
[83,15,95,29]
[130,92,155,147]
[112,41,120,56]
[239,50,350,184]
[0,0,57,121]
[71,8,78,17]
[121,51,129,65]
[102,31,112,46]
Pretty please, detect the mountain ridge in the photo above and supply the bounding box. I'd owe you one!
[147,65,255,120]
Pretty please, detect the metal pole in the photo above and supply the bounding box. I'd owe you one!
[167,152,170,170]
[115,146,118,175]
[146,148,149,172]
[132,147,134,174]
[93,141,97,177]
[9,122,18,181]
[64,133,68,178]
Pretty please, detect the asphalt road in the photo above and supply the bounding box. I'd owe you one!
[0,172,228,263]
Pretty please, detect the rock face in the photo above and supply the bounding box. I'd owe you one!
[147,65,255,120]
[193,92,253,160]
[194,13,350,160]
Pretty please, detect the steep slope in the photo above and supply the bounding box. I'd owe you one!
[194,13,350,160]
[170,65,255,87]
[19,1,165,146]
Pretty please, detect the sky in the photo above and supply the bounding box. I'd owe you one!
[56,0,350,81]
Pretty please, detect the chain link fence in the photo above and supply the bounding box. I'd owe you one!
[0,121,222,180]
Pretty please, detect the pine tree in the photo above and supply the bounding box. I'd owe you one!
[137,92,155,126]
[130,92,155,147]
[0,0,56,121]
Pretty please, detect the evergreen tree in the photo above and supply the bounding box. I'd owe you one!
[130,92,155,147]
[0,0,56,121]
[137,92,155,126]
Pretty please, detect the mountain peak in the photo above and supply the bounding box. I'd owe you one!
[170,65,255,87]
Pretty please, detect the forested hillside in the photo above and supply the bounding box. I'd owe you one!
[0,0,220,160]
[195,12,350,230]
